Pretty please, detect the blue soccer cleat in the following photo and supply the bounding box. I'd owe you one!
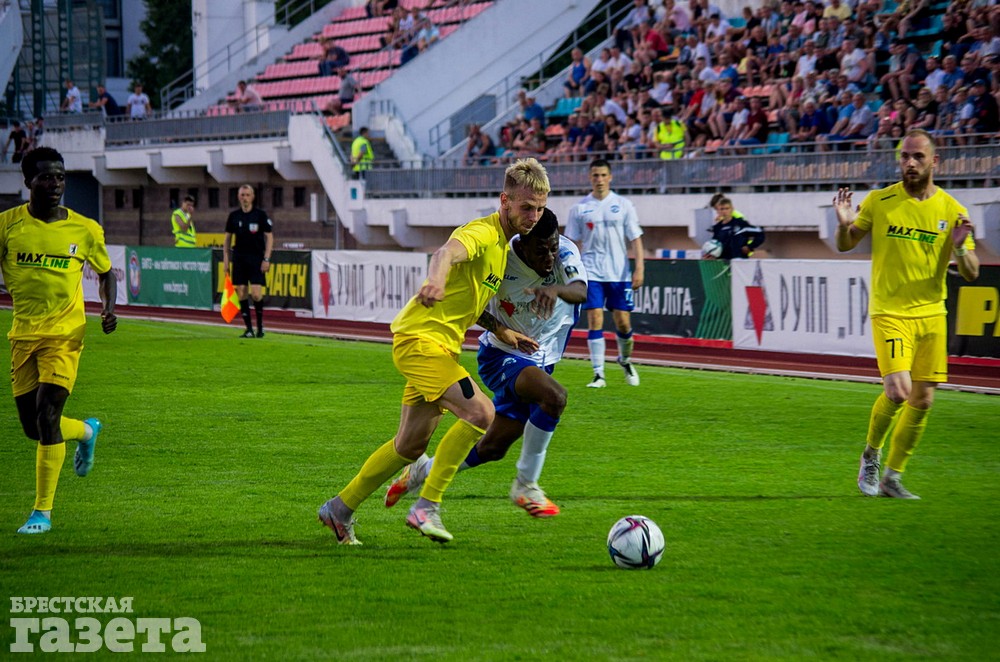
[74,418,102,477]
[17,510,51,534]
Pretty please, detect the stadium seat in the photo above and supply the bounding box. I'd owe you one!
[547,97,583,118]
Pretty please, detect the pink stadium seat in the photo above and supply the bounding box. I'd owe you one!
[332,6,367,22]
[322,17,390,39]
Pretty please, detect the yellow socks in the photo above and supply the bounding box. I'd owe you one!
[420,420,485,503]
[339,439,413,511]
[886,403,930,473]
[34,443,66,512]
[866,393,903,450]
[60,416,87,442]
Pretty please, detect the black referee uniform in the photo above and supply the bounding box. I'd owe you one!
[225,206,273,336]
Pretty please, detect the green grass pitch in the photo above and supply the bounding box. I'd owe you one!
[1,312,998,660]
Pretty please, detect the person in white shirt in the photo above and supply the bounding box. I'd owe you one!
[126,84,152,120]
[60,80,82,113]
[795,40,819,77]
[566,158,644,388]
[384,209,587,518]
[922,57,946,94]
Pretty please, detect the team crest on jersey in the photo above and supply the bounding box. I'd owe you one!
[610,205,620,213]
[937,220,948,231]
[68,244,78,256]
[564,265,579,278]
[248,223,259,233]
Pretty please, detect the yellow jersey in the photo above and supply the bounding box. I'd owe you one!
[855,182,975,318]
[0,204,112,341]
[391,212,508,354]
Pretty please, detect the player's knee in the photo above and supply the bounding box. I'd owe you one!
[884,384,909,404]
[466,398,494,431]
[476,438,508,462]
[20,422,40,441]
[541,383,568,417]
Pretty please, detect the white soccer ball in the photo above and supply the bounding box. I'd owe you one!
[702,239,724,258]
[607,515,665,569]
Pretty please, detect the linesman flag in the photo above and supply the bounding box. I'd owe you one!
[221,275,240,323]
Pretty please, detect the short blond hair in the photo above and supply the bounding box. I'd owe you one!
[504,158,550,196]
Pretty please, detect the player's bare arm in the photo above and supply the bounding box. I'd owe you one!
[834,187,866,251]
[98,270,117,334]
[952,213,980,282]
[262,232,274,274]
[478,310,540,353]
[417,238,469,307]
[630,236,645,288]
[222,232,232,274]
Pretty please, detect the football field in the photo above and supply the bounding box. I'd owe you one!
[1,312,998,660]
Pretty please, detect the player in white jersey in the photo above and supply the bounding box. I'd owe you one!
[565,158,645,388]
[384,209,587,517]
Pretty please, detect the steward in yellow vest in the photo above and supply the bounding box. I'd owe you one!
[351,126,374,176]
[656,118,686,160]
[171,196,197,247]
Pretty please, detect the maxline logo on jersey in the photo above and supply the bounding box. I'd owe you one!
[15,252,71,270]
[7,597,205,653]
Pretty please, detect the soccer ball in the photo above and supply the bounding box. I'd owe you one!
[702,239,724,258]
[607,515,665,569]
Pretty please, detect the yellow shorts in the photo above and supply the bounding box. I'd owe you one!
[10,338,83,397]
[392,335,470,406]
[871,315,948,382]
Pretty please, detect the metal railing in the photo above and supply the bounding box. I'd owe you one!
[362,140,1000,197]
[427,2,631,158]
[160,0,334,110]
[104,110,291,147]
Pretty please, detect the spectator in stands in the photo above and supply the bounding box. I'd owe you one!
[2,121,28,164]
[617,113,645,158]
[909,87,939,131]
[965,77,1000,138]
[231,81,263,113]
[323,68,359,117]
[351,126,374,177]
[823,0,852,22]
[791,97,827,145]
[638,20,671,59]
[365,0,397,18]
[476,130,496,165]
[719,95,751,147]
[820,91,875,149]
[736,96,770,149]
[88,85,121,117]
[880,39,924,102]
[839,36,871,88]
[933,85,962,138]
[564,48,592,98]
[959,53,990,91]
[608,46,633,77]
[415,15,440,47]
[31,117,43,148]
[126,84,152,120]
[464,124,486,165]
[319,38,350,77]
[60,79,82,114]
[897,0,933,40]
[518,92,546,128]
[923,57,946,94]
[615,0,652,53]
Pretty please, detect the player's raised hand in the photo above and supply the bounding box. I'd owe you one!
[833,188,856,227]
[952,214,973,249]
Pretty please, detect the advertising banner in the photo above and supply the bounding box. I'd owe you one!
[576,259,732,340]
[948,265,1000,359]
[312,251,428,323]
[82,245,128,306]
[125,247,214,309]
[730,260,874,356]
[211,250,312,312]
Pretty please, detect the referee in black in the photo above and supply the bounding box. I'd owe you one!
[222,184,274,338]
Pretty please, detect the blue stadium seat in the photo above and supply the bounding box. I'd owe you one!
[547,97,583,118]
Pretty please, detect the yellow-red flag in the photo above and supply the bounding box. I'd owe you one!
[221,275,240,323]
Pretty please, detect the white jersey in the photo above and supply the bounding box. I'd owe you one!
[480,236,587,367]
[565,190,643,282]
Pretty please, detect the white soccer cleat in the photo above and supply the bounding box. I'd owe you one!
[587,374,607,388]
[879,475,920,500]
[406,502,453,543]
[857,449,881,497]
[620,361,640,386]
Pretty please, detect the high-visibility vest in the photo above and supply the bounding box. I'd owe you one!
[171,209,197,248]
[351,135,373,172]
[657,120,685,160]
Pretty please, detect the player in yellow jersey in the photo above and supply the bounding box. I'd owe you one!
[1,147,118,533]
[318,158,550,544]
[834,129,979,499]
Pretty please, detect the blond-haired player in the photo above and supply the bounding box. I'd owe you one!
[318,159,550,543]
[834,129,979,499]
